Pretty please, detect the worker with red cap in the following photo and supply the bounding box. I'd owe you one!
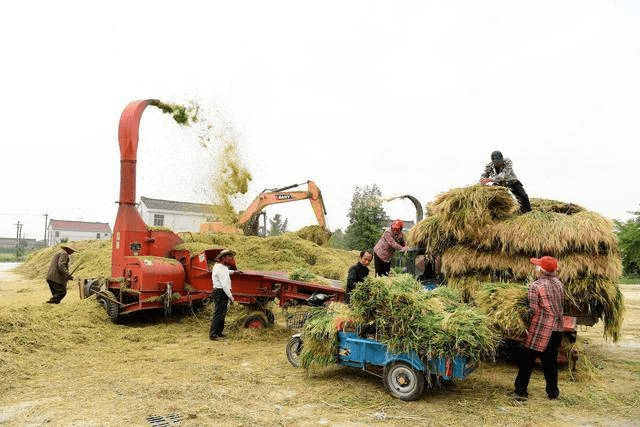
[373,219,408,276]
[511,255,564,401]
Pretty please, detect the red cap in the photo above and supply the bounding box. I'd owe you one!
[530,256,558,273]
[391,219,404,231]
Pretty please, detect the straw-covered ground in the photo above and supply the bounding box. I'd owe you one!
[1,264,639,425]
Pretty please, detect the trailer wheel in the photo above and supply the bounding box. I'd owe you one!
[265,310,275,325]
[98,290,120,324]
[286,336,303,367]
[244,313,268,329]
[383,362,425,401]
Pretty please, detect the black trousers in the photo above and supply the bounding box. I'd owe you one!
[506,181,531,213]
[209,288,229,338]
[374,253,391,277]
[514,331,562,398]
[46,279,67,303]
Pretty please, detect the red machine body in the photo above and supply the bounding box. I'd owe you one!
[93,99,345,324]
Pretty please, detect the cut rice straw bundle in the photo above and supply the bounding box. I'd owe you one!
[477,211,619,256]
[474,282,529,337]
[300,302,361,369]
[442,247,622,283]
[445,276,490,303]
[349,274,498,361]
[428,185,518,240]
[406,215,457,256]
[530,198,585,215]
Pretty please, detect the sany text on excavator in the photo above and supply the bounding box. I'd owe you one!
[201,180,328,236]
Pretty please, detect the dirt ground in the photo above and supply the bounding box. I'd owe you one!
[0,264,639,426]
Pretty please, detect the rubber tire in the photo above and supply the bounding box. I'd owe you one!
[383,362,425,401]
[101,290,120,324]
[286,336,303,368]
[244,313,268,329]
[264,310,275,325]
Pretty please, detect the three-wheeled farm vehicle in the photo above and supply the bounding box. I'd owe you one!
[81,99,344,325]
[286,323,476,401]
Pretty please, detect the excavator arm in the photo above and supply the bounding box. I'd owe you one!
[238,180,327,235]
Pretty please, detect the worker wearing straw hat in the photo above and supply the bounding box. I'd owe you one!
[209,249,237,340]
[373,219,408,276]
[480,151,531,213]
[45,245,77,304]
[511,256,564,401]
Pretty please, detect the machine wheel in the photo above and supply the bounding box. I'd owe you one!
[99,290,120,324]
[264,310,275,325]
[286,336,303,367]
[383,362,425,401]
[244,313,269,329]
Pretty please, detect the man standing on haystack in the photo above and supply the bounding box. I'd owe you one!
[373,219,408,276]
[45,245,77,304]
[209,249,237,340]
[511,256,564,401]
[480,150,531,213]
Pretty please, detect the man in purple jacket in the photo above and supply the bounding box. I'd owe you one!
[512,256,564,401]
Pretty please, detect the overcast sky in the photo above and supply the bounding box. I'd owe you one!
[2,1,640,240]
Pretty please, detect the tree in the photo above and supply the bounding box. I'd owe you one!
[328,228,348,249]
[268,213,288,236]
[344,184,389,251]
[615,209,640,277]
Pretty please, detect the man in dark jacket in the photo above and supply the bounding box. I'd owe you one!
[345,250,372,304]
[480,150,531,213]
[46,245,76,304]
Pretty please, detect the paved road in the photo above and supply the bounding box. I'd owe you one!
[0,262,21,272]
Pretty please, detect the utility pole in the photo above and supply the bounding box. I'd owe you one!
[14,221,22,254]
[43,213,49,246]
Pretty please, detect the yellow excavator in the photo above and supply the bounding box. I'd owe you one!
[200,180,328,236]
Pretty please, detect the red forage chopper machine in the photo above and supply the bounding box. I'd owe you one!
[82,99,345,325]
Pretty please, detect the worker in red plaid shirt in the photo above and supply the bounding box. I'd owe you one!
[512,256,564,401]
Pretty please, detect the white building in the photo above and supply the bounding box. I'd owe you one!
[138,196,221,232]
[47,220,112,246]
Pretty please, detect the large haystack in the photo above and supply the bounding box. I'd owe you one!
[407,185,624,340]
[16,232,358,283]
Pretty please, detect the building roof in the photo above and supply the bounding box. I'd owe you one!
[140,196,222,215]
[49,220,112,233]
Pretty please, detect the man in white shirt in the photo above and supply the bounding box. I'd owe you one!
[209,249,237,340]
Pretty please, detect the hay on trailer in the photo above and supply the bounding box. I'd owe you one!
[530,198,585,215]
[474,282,529,336]
[300,302,361,368]
[428,185,518,240]
[349,274,498,361]
[288,268,331,286]
[477,211,619,256]
[442,247,622,284]
[406,215,457,256]
[296,225,332,246]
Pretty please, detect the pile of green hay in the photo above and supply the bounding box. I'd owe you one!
[298,274,498,369]
[15,240,112,280]
[407,185,624,340]
[300,302,361,368]
[17,232,358,283]
[295,225,332,246]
